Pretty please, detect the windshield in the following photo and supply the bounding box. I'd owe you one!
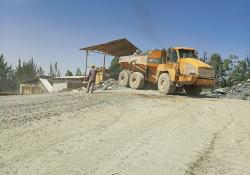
[178,49,198,59]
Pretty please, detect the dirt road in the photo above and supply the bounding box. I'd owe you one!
[0,90,250,175]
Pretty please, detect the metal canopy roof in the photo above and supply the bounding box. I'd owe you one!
[80,38,139,57]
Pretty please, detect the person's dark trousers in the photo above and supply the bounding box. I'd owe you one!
[86,80,95,93]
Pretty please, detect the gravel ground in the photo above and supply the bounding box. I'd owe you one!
[0,89,250,175]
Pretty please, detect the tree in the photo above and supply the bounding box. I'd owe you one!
[0,54,16,92]
[37,66,45,76]
[49,64,53,76]
[0,54,10,81]
[229,60,248,84]
[209,53,223,86]
[245,54,250,79]
[75,67,82,76]
[109,57,122,79]
[65,70,73,76]
[109,57,122,74]
[219,55,249,86]
[49,62,61,77]
[220,58,233,87]
[14,58,39,85]
[229,55,239,69]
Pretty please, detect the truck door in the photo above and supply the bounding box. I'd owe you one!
[165,48,178,80]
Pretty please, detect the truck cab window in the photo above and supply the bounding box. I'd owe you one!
[178,49,198,59]
[170,50,178,62]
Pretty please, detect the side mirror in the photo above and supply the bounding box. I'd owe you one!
[195,50,198,57]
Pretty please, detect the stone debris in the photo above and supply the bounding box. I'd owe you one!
[96,78,119,91]
[77,79,119,92]
[211,80,250,100]
[78,86,87,92]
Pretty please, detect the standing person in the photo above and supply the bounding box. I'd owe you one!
[86,65,97,93]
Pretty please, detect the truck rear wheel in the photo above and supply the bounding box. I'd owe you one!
[184,86,202,95]
[158,73,176,95]
[119,70,130,87]
[129,72,144,89]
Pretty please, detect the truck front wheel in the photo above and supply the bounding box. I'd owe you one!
[158,73,176,95]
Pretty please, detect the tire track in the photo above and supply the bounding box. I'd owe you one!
[185,117,235,175]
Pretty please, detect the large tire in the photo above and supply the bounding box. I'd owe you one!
[119,70,130,87]
[184,86,202,95]
[129,72,144,89]
[157,73,176,95]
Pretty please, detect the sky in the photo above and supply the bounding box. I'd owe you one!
[0,0,249,75]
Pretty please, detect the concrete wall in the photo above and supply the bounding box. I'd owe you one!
[20,84,45,95]
[21,78,85,94]
[53,79,84,92]
[68,82,85,89]
[53,82,68,92]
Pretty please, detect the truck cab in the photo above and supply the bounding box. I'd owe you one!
[156,47,215,94]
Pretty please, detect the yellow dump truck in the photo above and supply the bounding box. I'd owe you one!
[119,47,215,95]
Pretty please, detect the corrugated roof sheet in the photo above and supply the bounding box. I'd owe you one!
[80,38,139,57]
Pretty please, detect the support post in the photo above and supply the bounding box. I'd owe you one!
[103,53,106,81]
[84,50,89,82]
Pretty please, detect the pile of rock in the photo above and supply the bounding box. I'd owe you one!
[212,79,250,100]
[96,78,119,91]
[226,80,250,100]
[210,88,228,98]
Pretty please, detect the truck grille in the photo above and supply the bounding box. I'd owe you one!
[198,68,214,78]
